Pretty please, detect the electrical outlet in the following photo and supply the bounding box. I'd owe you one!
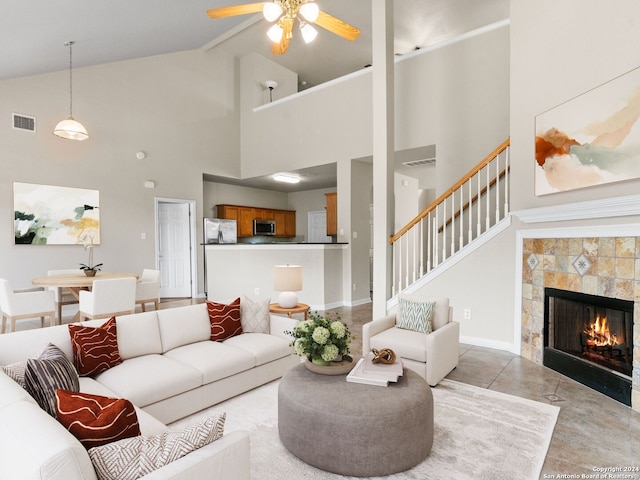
[352,283,357,291]
[254,287,260,296]
[463,309,471,320]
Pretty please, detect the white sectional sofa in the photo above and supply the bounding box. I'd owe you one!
[0,302,299,480]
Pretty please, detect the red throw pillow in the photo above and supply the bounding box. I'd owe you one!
[68,317,122,376]
[207,298,242,341]
[55,389,140,449]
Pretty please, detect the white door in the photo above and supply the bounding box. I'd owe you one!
[157,202,192,298]
[308,211,332,243]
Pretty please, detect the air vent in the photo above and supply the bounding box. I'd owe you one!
[402,158,436,167]
[13,113,36,132]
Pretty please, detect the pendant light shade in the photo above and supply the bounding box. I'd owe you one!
[54,41,89,141]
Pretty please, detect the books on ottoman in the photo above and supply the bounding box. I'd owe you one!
[346,352,403,386]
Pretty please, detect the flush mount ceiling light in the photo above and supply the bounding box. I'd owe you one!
[273,173,301,184]
[207,1,360,55]
[53,41,89,141]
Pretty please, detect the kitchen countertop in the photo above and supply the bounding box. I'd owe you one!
[202,242,348,246]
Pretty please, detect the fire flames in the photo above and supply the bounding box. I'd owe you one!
[584,315,619,347]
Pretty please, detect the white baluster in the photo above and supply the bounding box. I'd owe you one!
[495,153,500,223]
[468,179,473,243]
[485,164,490,231]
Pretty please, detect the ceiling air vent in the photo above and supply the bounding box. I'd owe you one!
[402,158,436,167]
[12,113,36,132]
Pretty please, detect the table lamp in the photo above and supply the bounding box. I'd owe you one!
[273,265,302,308]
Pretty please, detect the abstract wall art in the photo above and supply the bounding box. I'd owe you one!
[535,66,640,195]
[13,182,100,245]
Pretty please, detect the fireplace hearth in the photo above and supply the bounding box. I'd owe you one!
[544,288,633,406]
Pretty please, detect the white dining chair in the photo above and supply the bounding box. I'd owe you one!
[47,269,80,324]
[78,277,137,321]
[135,269,161,312]
[0,278,56,333]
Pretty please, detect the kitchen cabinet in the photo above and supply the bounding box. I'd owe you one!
[217,204,295,238]
[325,193,337,236]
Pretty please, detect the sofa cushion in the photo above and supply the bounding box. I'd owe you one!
[95,354,201,407]
[55,389,141,449]
[370,326,428,363]
[0,370,36,407]
[114,311,163,359]
[0,400,96,480]
[163,341,255,384]
[88,414,225,480]
[240,296,270,334]
[397,297,434,334]
[25,343,80,417]
[223,333,292,366]
[431,297,451,331]
[78,377,168,437]
[157,303,210,352]
[69,317,122,376]
[207,298,242,341]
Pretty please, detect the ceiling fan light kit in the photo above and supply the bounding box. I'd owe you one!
[207,0,360,55]
[53,41,89,141]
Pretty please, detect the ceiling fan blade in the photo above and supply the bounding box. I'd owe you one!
[272,17,294,55]
[207,2,266,19]
[314,11,360,41]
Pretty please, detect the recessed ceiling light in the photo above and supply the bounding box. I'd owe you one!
[273,173,301,184]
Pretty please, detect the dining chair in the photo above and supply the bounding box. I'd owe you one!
[135,269,161,312]
[47,269,80,324]
[0,278,56,333]
[78,277,137,321]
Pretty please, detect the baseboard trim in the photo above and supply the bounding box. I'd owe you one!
[460,335,517,355]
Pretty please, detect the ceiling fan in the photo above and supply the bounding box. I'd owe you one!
[207,1,360,55]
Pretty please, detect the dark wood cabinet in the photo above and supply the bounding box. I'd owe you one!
[217,204,296,238]
[325,193,337,236]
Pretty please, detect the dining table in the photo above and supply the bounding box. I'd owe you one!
[32,271,138,323]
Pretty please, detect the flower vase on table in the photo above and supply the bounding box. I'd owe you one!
[286,312,354,376]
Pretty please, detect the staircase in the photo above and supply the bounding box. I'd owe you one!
[389,139,511,302]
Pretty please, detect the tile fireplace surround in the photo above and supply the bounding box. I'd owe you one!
[521,235,639,412]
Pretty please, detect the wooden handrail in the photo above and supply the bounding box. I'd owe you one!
[389,138,510,244]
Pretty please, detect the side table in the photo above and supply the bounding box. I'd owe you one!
[269,303,309,319]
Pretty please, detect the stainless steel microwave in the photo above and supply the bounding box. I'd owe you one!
[253,219,276,236]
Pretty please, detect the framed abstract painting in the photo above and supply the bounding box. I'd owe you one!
[535,66,640,195]
[13,182,100,245]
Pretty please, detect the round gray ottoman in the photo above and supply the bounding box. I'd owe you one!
[278,363,433,477]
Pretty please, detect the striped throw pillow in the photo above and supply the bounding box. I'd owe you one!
[88,414,225,480]
[207,298,242,341]
[396,297,435,334]
[68,317,122,376]
[24,343,80,417]
[56,390,140,449]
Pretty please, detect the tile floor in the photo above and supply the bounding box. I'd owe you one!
[11,298,640,478]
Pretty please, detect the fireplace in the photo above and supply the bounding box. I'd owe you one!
[544,288,633,406]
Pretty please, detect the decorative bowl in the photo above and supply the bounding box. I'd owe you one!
[304,357,354,376]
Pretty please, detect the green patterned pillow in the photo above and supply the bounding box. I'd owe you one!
[396,297,435,334]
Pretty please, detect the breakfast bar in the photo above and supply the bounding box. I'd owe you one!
[204,243,346,310]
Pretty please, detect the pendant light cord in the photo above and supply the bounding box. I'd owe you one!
[66,41,74,117]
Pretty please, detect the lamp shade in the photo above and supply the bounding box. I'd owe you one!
[53,116,89,141]
[273,265,302,308]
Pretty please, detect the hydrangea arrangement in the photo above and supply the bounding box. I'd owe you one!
[286,312,352,365]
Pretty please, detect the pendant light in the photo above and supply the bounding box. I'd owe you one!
[53,41,89,141]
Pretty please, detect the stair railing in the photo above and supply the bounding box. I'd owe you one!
[389,138,510,295]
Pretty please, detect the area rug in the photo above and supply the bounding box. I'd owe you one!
[169,378,559,480]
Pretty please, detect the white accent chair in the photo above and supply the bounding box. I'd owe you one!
[362,296,460,386]
[78,277,136,321]
[0,278,56,333]
[47,269,80,324]
[135,268,161,312]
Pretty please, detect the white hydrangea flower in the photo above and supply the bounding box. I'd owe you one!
[330,321,346,339]
[312,326,330,345]
[321,344,339,362]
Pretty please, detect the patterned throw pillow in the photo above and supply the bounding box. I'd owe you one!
[1,361,27,388]
[68,317,123,376]
[240,296,270,334]
[88,414,226,480]
[56,389,140,449]
[24,343,80,417]
[207,298,242,341]
[396,297,435,334]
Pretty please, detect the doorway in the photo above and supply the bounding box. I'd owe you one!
[308,211,332,243]
[155,198,197,298]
